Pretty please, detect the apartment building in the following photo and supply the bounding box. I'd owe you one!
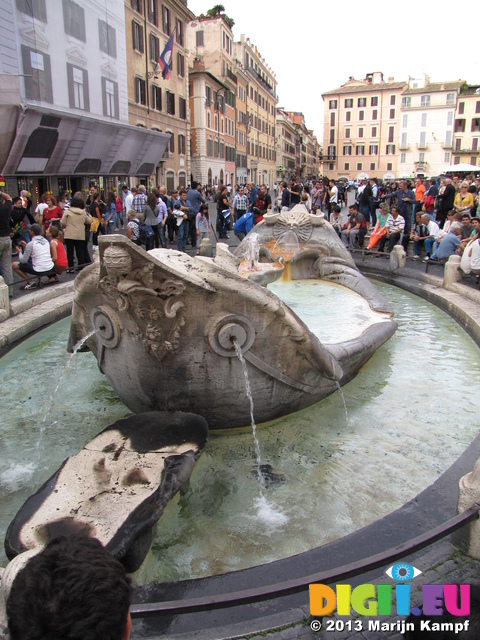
[189,61,230,186]
[451,85,480,168]
[234,35,277,188]
[322,72,406,180]
[1,0,171,200]
[234,63,248,185]
[126,0,194,191]
[275,108,297,182]
[397,75,463,178]
[187,14,237,186]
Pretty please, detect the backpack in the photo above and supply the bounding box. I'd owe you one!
[138,223,154,244]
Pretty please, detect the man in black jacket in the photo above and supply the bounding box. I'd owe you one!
[437,178,456,228]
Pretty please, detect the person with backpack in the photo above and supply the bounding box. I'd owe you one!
[216,186,232,240]
[174,190,193,251]
[126,210,141,246]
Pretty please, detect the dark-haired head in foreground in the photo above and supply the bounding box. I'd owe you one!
[7,535,132,640]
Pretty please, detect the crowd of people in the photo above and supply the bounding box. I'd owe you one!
[2,173,480,294]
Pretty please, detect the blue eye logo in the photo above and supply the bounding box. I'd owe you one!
[386,563,422,582]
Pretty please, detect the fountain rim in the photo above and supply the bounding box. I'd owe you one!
[2,266,480,635]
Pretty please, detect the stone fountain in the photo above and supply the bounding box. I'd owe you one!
[67,206,397,430]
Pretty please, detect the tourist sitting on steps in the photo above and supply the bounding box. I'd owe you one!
[341,203,366,251]
[6,535,132,640]
[428,221,464,262]
[377,206,405,255]
[12,223,55,290]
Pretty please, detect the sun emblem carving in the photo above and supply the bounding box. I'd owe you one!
[273,211,313,244]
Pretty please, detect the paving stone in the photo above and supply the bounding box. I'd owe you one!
[281,626,305,639]
[435,559,462,575]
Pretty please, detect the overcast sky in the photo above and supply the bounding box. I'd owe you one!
[187,0,480,142]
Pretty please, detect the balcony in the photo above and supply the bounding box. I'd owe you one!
[399,143,410,150]
[441,142,453,149]
[226,68,238,84]
[416,142,428,150]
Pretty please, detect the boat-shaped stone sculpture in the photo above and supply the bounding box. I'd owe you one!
[67,207,397,429]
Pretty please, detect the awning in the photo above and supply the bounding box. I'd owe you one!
[1,105,170,177]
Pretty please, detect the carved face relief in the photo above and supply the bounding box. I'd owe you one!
[273,211,313,244]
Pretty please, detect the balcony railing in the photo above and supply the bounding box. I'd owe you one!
[416,143,428,150]
[226,68,237,84]
[441,142,453,149]
[399,143,410,150]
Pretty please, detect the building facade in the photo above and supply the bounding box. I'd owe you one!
[451,85,480,168]
[125,0,194,191]
[397,75,463,178]
[234,35,277,188]
[275,108,296,182]
[322,72,406,180]
[1,0,170,200]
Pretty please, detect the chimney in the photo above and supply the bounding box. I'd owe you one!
[193,57,205,70]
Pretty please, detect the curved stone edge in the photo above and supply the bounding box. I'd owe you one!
[128,265,480,638]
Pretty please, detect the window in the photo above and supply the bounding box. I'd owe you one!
[150,34,159,62]
[455,138,462,151]
[446,93,455,106]
[166,91,176,115]
[400,152,406,163]
[135,77,146,105]
[344,98,353,108]
[454,156,461,164]
[387,163,393,171]
[131,0,143,13]
[329,163,334,171]
[207,138,213,156]
[359,110,364,121]
[102,77,119,119]
[98,20,116,58]
[21,46,53,103]
[476,101,480,114]
[162,5,170,34]
[16,0,47,21]
[371,96,378,106]
[389,108,395,119]
[206,85,211,105]
[132,21,144,52]
[419,131,426,148]
[177,53,184,77]
[371,126,377,137]
[386,144,395,154]
[444,131,453,147]
[419,113,427,129]
[473,138,478,152]
[67,64,89,111]
[329,129,335,144]
[345,127,350,138]
[148,0,157,25]
[458,102,465,115]
[166,170,174,191]
[151,85,161,110]
[419,152,425,163]
[455,119,466,133]
[402,96,411,108]
[356,145,365,155]
[388,126,394,143]
[444,152,451,163]
[62,0,85,41]
[176,18,183,46]
[196,30,204,46]
[357,163,362,170]
[402,114,408,128]
[344,162,350,170]
[390,95,396,105]
[330,112,335,126]
[207,111,211,128]
[358,97,366,107]
[421,95,430,107]
[471,118,480,132]
[372,109,378,120]
[178,134,186,155]
[370,163,375,171]
[343,145,352,155]
[447,111,454,126]
[214,114,218,131]
[327,145,336,159]
[369,144,378,155]
[401,132,408,148]
[471,157,477,166]
[346,111,351,122]
[169,133,174,153]
[358,127,364,138]
[329,100,337,109]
